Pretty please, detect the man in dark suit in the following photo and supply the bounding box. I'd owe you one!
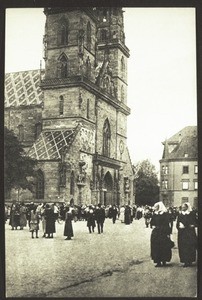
[95,203,105,234]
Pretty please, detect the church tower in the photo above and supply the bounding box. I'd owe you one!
[28,7,134,205]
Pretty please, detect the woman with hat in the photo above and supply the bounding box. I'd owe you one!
[150,201,173,267]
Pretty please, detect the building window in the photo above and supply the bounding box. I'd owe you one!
[58,19,69,45]
[194,165,198,174]
[36,169,44,200]
[162,166,165,173]
[70,171,75,195]
[87,99,90,119]
[165,166,168,174]
[103,118,111,157]
[100,29,107,42]
[35,122,42,139]
[184,153,188,158]
[58,53,68,78]
[181,197,188,204]
[193,197,198,209]
[18,124,24,142]
[87,21,91,51]
[194,181,198,190]
[59,163,66,187]
[121,56,125,72]
[59,95,64,115]
[86,57,91,78]
[162,180,168,189]
[182,181,189,190]
[183,166,189,174]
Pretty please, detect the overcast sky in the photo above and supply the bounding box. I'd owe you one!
[5,7,197,173]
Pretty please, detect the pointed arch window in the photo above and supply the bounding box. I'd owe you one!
[103,118,111,157]
[59,95,64,115]
[70,171,75,195]
[18,124,24,142]
[121,56,125,72]
[87,21,91,51]
[58,53,68,78]
[36,169,44,200]
[86,57,91,78]
[58,19,69,45]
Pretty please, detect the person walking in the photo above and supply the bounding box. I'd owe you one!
[64,206,74,240]
[176,202,197,267]
[150,201,173,267]
[95,203,105,234]
[119,205,125,223]
[29,205,40,238]
[86,205,96,233]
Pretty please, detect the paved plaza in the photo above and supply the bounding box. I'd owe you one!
[5,217,197,298]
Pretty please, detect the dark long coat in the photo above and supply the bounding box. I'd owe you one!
[150,212,172,263]
[176,212,197,263]
[86,210,96,228]
[95,207,105,224]
[64,212,74,237]
[45,208,56,234]
[124,206,131,224]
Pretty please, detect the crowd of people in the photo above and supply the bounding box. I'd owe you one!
[5,200,197,268]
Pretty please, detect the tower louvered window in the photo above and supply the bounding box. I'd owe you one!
[58,19,69,45]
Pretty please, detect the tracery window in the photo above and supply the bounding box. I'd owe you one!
[59,95,64,115]
[58,53,68,78]
[36,169,44,200]
[87,21,91,51]
[103,118,111,157]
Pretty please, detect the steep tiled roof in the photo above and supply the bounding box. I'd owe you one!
[28,129,76,160]
[5,70,44,108]
[162,126,197,159]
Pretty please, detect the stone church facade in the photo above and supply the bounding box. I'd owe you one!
[5,7,134,205]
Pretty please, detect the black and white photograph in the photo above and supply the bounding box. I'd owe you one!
[3,3,199,298]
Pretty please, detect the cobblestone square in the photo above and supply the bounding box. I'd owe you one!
[5,218,197,297]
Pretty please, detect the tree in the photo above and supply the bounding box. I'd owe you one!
[4,126,37,196]
[133,159,159,206]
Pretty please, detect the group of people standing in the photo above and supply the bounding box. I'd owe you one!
[6,199,197,268]
[150,201,197,268]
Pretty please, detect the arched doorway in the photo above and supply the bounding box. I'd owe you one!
[103,171,113,206]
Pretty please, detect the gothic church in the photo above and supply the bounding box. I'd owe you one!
[5,7,134,205]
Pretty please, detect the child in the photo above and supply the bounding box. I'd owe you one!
[30,205,39,238]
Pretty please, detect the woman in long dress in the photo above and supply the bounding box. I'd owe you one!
[150,201,172,267]
[44,204,56,238]
[119,206,125,223]
[19,202,27,230]
[64,207,74,240]
[176,202,197,267]
[86,205,96,233]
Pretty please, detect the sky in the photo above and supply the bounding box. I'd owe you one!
[5,7,197,173]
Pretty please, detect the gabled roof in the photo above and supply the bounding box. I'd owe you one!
[5,70,44,108]
[162,126,197,160]
[28,129,76,160]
